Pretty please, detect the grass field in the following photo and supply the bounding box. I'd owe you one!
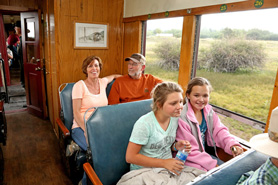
[145,36,278,141]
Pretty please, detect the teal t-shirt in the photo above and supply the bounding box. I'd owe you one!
[129,111,179,170]
[199,110,207,149]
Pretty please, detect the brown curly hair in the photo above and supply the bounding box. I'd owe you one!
[82,55,103,76]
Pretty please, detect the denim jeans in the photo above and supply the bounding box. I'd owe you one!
[71,127,88,184]
[71,127,87,151]
[211,154,225,165]
[82,172,87,185]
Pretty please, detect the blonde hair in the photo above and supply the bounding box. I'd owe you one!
[186,77,212,96]
[151,82,183,112]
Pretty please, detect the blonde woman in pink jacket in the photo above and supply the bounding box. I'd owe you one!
[176,77,244,172]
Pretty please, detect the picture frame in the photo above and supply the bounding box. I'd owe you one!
[74,21,108,49]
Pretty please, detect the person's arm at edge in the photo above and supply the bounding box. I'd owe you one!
[108,79,120,105]
[171,140,192,153]
[177,118,217,170]
[7,52,13,59]
[126,142,184,175]
[72,98,86,131]
[211,109,243,156]
[105,74,122,83]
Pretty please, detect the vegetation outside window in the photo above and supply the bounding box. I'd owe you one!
[196,9,278,140]
[145,17,183,82]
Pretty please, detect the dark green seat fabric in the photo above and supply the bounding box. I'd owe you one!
[85,99,152,185]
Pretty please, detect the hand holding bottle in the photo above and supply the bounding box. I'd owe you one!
[174,140,191,153]
[163,158,184,176]
[169,140,191,176]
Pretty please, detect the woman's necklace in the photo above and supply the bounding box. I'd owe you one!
[85,79,100,94]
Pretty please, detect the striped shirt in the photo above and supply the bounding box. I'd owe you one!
[236,157,278,185]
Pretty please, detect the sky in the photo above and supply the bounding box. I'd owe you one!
[147,8,278,34]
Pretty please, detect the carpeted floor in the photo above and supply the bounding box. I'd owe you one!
[1,111,73,185]
[1,67,26,112]
[2,84,26,112]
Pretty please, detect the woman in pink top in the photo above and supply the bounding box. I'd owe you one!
[176,77,244,172]
[68,55,121,155]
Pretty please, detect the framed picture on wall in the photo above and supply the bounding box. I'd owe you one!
[74,21,108,49]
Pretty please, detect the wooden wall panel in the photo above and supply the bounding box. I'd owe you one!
[101,0,124,75]
[265,69,278,132]
[178,16,196,96]
[38,9,48,119]
[0,0,38,9]
[122,21,142,75]
[124,0,247,18]
[40,0,56,127]
[49,0,59,132]
[55,0,124,85]
[0,0,9,5]
[123,0,278,22]
[48,0,124,133]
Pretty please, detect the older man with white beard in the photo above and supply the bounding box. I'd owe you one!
[108,53,163,105]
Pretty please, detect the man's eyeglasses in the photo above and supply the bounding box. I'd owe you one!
[127,62,139,67]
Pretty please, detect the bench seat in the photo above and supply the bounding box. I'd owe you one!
[84,99,152,185]
[83,99,268,185]
[56,80,115,184]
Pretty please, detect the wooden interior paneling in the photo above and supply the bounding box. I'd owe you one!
[178,16,196,96]
[0,0,38,10]
[38,9,48,119]
[123,0,278,22]
[49,0,57,130]
[40,0,55,126]
[2,0,278,134]
[123,21,142,75]
[55,0,123,84]
[265,69,278,132]
[50,0,124,134]
[0,5,31,12]
[124,0,248,18]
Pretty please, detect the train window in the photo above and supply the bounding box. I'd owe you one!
[145,17,183,82]
[196,8,278,140]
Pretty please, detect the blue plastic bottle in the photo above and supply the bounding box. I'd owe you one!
[168,148,188,176]
[175,148,188,163]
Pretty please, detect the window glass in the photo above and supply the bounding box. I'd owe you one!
[27,21,35,41]
[145,17,183,82]
[26,44,36,63]
[196,8,278,140]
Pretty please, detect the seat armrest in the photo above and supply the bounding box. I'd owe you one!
[217,147,248,163]
[83,162,103,185]
[216,147,233,162]
[56,118,70,138]
[217,135,249,162]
